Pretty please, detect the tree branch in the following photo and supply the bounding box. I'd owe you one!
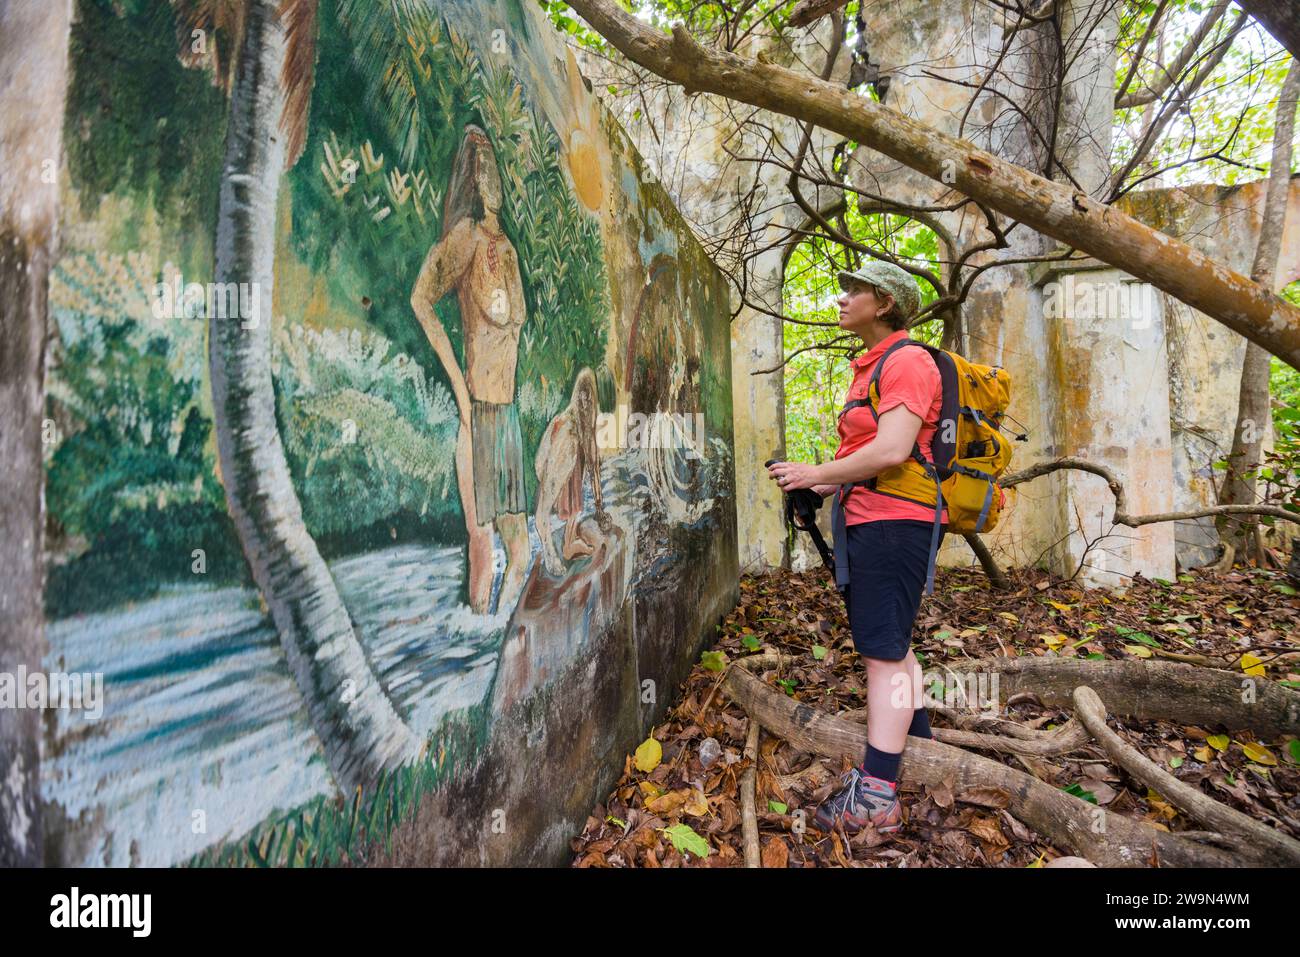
[566,0,1300,369]
[1001,456,1300,528]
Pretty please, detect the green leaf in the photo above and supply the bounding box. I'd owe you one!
[700,650,727,672]
[1272,583,1298,597]
[768,801,788,814]
[662,823,710,859]
[1289,740,1300,764]
[812,644,828,660]
[741,634,762,651]
[1061,782,1098,804]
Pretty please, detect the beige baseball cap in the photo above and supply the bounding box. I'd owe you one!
[837,259,921,323]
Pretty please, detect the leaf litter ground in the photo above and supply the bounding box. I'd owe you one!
[571,565,1300,867]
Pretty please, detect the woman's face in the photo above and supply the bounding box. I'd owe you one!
[837,282,892,336]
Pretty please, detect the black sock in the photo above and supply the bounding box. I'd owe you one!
[860,744,902,784]
[908,707,933,739]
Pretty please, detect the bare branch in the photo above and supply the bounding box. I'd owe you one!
[565,0,1300,368]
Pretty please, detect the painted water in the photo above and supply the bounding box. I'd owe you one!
[41,443,728,866]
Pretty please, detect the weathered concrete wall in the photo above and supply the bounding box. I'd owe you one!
[1117,179,1300,567]
[15,0,736,867]
[0,0,72,868]
[580,21,851,574]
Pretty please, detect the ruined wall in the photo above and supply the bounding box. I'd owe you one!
[27,0,736,866]
[1118,179,1300,568]
[580,21,850,575]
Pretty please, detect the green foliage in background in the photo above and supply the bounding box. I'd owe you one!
[1260,282,1300,515]
[1112,0,1296,191]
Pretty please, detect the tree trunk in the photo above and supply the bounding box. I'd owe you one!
[1239,1,1300,60]
[567,0,1300,369]
[1217,61,1300,565]
[211,0,421,794]
[0,0,72,867]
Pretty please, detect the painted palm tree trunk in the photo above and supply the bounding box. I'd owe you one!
[210,0,421,792]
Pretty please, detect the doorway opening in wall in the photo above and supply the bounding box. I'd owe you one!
[781,210,945,471]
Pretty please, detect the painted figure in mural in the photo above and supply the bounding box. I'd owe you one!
[534,367,613,575]
[410,125,530,614]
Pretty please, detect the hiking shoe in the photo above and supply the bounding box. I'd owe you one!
[813,767,902,834]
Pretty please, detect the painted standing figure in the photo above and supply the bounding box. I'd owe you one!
[410,125,529,614]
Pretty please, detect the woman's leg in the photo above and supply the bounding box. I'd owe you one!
[816,520,945,832]
[864,654,915,755]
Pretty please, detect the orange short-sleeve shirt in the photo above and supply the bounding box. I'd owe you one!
[834,330,949,526]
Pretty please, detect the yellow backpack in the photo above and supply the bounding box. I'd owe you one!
[834,338,1021,594]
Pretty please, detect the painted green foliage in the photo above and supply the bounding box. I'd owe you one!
[41,0,734,869]
[47,0,610,612]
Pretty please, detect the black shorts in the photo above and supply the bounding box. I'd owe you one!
[842,519,945,661]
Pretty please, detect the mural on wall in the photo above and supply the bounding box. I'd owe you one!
[41,0,733,866]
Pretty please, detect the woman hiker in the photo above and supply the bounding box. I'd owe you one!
[766,258,947,835]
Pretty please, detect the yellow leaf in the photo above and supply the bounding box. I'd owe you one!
[645,789,690,815]
[997,612,1019,623]
[1240,742,1277,766]
[638,781,664,799]
[1040,634,1066,649]
[634,736,663,772]
[1193,746,1212,762]
[1239,653,1266,677]
[683,789,710,817]
[1026,852,1046,868]
[1207,734,1229,752]
[1124,645,1153,658]
[1145,788,1178,820]
[1048,601,1074,613]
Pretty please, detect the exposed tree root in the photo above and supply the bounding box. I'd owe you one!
[839,706,1093,757]
[723,662,1241,866]
[1072,686,1300,866]
[943,657,1300,738]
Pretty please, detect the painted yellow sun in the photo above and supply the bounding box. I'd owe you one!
[563,46,606,213]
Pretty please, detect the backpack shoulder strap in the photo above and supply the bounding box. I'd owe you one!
[864,337,924,422]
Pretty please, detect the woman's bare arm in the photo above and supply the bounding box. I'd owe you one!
[815,405,923,486]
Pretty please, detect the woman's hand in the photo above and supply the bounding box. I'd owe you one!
[766,460,822,492]
[811,483,838,497]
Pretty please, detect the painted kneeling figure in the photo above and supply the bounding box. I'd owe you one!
[535,367,613,576]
